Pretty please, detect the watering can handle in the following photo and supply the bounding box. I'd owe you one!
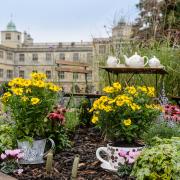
[143,56,149,66]
[43,138,55,157]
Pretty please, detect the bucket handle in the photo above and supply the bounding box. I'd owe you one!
[43,138,55,157]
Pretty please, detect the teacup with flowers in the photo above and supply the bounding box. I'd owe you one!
[90,82,162,170]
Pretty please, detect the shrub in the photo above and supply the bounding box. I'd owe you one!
[131,137,180,180]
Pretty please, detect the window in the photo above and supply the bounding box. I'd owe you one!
[6,52,13,60]
[17,35,20,40]
[58,72,65,80]
[59,53,65,60]
[87,73,92,80]
[19,70,24,78]
[73,72,78,80]
[46,53,52,61]
[46,71,51,79]
[99,45,106,54]
[0,51,3,58]
[0,69,3,78]
[19,54,25,62]
[73,53,79,61]
[5,33,11,40]
[32,54,38,61]
[7,70,13,79]
[87,53,92,64]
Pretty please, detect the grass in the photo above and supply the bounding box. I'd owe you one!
[65,110,80,132]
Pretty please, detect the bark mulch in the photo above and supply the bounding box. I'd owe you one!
[13,127,120,180]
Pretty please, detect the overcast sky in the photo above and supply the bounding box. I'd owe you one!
[0,0,139,42]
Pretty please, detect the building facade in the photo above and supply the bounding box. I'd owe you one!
[0,21,132,92]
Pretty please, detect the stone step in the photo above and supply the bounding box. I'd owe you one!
[0,172,17,180]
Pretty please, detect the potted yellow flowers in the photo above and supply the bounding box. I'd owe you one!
[1,73,61,164]
[91,82,162,171]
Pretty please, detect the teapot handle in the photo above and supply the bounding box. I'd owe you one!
[143,56,149,66]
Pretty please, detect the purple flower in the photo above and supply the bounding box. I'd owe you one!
[128,157,135,164]
[5,150,11,155]
[9,149,21,156]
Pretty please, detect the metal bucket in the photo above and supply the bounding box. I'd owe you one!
[17,138,55,164]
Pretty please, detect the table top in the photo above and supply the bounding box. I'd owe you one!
[100,66,168,74]
[63,93,104,98]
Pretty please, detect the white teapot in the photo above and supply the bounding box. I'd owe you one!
[123,52,148,67]
[107,56,120,67]
[148,56,161,67]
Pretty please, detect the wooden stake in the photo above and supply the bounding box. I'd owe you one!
[71,154,80,180]
[46,150,53,174]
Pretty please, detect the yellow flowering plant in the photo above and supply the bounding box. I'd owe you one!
[90,82,162,143]
[1,73,62,141]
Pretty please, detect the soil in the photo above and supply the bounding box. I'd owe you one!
[12,127,120,180]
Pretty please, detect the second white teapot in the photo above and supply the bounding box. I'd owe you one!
[148,56,161,67]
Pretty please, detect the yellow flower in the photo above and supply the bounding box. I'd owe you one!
[113,82,121,91]
[21,96,28,102]
[11,87,23,96]
[126,86,137,95]
[31,97,40,105]
[130,103,141,111]
[123,119,132,126]
[147,87,155,97]
[23,80,31,87]
[26,88,32,93]
[92,115,98,124]
[103,86,114,93]
[31,72,46,80]
[1,92,12,102]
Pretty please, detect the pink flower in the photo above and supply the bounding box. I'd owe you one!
[10,149,21,156]
[1,153,7,160]
[17,169,23,175]
[5,150,11,155]
[118,150,127,157]
[129,151,141,159]
[127,157,135,164]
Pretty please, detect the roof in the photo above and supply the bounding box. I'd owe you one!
[6,20,16,31]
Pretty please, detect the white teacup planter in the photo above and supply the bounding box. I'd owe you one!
[96,143,143,171]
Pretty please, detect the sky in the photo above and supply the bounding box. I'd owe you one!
[0,0,139,42]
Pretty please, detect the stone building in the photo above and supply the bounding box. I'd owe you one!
[0,21,132,92]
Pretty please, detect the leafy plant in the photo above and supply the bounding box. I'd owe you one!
[46,105,71,151]
[90,82,162,143]
[0,124,15,154]
[131,137,180,180]
[0,73,61,141]
[142,119,180,146]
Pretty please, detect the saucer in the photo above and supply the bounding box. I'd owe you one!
[100,163,117,172]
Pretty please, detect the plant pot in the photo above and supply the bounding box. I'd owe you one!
[17,138,55,164]
[96,143,143,171]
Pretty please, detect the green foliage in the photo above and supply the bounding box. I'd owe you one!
[131,137,180,180]
[142,120,180,146]
[0,124,15,154]
[118,164,133,178]
[46,125,71,151]
[65,110,80,131]
[0,161,19,174]
[78,98,93,127]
